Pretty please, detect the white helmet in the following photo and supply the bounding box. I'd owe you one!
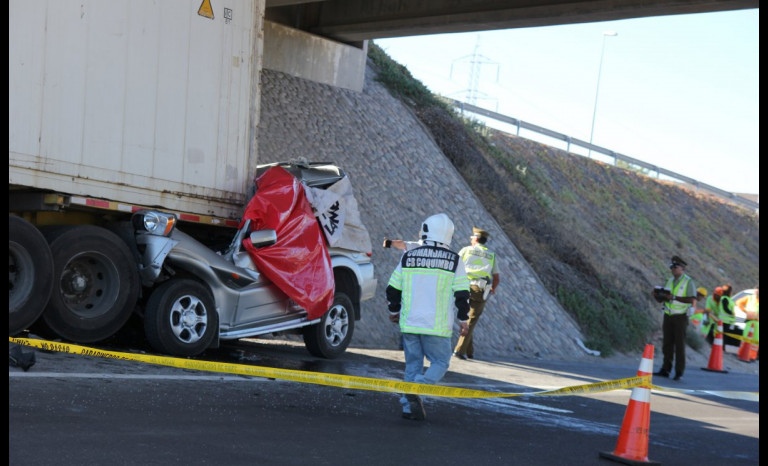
[420,213,455,247]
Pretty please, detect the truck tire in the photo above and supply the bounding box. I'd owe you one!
[144,279,218,357]
[9,216,54,335]
[303,292,355,359]
[42,225,139,343]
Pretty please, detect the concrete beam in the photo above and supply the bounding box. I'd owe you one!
[266,0,759,42]
[262,20,367,92]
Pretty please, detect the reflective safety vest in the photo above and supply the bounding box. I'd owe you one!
[739,294,759,342]
[743,320,760,342]
[663,274,692,316]
[701,295,722,336]
[718,296,737,325]
[690,309,705,329]
[698,314,714,337]
[460,244,496,284]
[387,245,470,337]
[739,294,760,319]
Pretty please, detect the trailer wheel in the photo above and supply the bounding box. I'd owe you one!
[144,279,218,357]
[9,216,54,335]
[42,225,139,343]
[303,292,355,359]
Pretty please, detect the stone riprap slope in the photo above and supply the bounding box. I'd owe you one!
[257,66,588,360]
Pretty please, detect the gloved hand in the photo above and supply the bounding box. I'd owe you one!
[389,312,400,324]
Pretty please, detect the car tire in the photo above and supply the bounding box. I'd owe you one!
[41,225,139,343]
[144,279,218,357]
[303,292,355,359]
[9,216,54,335]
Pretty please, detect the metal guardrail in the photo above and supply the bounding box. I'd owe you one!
[447,99,759,212]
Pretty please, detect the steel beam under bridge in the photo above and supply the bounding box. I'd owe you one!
[266,0,758,43]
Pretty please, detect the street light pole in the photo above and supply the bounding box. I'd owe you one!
[588,31,617,158]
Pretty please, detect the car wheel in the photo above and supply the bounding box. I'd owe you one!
[9,216,54,335]
[42,225,139,343]
[303,292,354,359]
[144,279,218,357]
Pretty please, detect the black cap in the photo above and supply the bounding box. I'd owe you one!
[669,255,687,268]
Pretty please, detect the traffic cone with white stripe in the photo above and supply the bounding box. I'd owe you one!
[701,320,728,373]
[599,344,659,465]
[737,324,756,362]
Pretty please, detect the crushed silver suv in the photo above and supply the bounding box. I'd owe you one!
[133,161,376,359]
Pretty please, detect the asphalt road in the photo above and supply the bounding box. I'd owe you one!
[9,336,759,466]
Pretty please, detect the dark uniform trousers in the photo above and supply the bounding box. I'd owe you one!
[661,312,688,376]
[453,285,487,358]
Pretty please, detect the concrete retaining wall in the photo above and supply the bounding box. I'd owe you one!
[257,62,591,360]
[263,21,367,92]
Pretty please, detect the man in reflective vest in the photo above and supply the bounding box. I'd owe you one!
[653,255,697,381]
[452,226,500,360]
[386,213,470,421]
[712,284,741,347]
[736,286,759,356]
[704,286,725,340]
[689,287,709,335]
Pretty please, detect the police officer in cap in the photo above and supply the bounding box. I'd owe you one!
[653,255,697,381]
[453,227,501,360]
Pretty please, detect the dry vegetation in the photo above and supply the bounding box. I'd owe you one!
[369,43,759,355]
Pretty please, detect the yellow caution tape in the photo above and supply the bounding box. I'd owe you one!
[650,385,760,402]
[723,332,760,345]
[8,337,756,402]
[533,376,651,396]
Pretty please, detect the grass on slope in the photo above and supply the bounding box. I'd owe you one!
[368,42,759,356]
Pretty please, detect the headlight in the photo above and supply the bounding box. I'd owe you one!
[132,210,177,236]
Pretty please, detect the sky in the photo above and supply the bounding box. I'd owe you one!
[374,9,759,197]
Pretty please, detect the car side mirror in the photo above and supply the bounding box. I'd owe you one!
[250,229,277,248]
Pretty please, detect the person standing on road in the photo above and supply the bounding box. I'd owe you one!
[704,286,724,339]
[719,284,739,347]
[736,286,759,357]
[452,227,500,360]
[385,213,470,421]
[653,255,696,381]
[689,287,709,335]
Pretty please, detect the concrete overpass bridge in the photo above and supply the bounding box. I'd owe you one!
[261,0,758,90]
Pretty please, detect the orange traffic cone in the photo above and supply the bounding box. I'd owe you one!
[701,320,728,373]
[738,325,756,362]
[599,344,659,465]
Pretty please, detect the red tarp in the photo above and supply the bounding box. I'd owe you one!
[240,167,334,319]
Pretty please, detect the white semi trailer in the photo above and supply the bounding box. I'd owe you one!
[9,0,376,358]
